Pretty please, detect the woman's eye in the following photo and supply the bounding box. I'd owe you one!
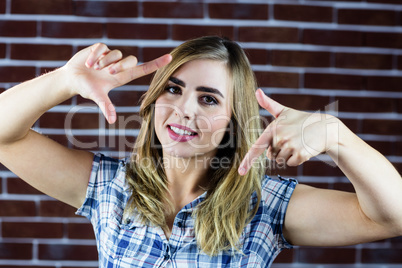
[202,95,218,105]
[166,86,181,94]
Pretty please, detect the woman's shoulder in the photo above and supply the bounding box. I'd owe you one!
[260,175,298,205]
[89,153,129,190]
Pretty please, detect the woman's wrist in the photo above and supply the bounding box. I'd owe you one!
[54,65,78,99]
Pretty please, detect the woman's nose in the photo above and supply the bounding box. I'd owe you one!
[178,95,197,120]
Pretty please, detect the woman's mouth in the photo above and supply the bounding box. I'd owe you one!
[167,124,198,142]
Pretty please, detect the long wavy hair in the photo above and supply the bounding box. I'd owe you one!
[125,36,264,255]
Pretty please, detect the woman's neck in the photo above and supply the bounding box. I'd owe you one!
[163,153,212,211]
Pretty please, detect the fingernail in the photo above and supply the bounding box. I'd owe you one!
[109,67,116,75]
[108,115,116,124]
[238,167,246,176]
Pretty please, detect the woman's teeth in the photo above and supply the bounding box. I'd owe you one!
[170,126,196,136]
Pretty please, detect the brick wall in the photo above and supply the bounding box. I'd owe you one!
[0,0,401,267]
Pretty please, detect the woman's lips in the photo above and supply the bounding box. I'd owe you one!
[167,124,198,142]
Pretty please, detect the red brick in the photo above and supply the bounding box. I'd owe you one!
[0,43,5,58]
[244,49,270,65]
[70,113,101,129]
[0,266,51,268]
[272,50,331,67]
[172,25,234,41]
[395,141,402,156]
[260,115,275,129]
[39,244,98,260]
[398,55,402,70]
[67,223,95,239]
[299,247,356,263]
[107,23,168,40]
[74,1,138,17]
[109,90,145,107]
[143,47,174,62]
[71,134,135,152]
[335,52,393,70]
[143,2,203,18]
[39,112,67,128]
[239,27,299,43]
[129,73,154,86]
[367,0,402,4]
[362,119,402,135]
[2,222,63,238]
[335,96,394,113]
[366,140,394,156]
[304,73,364,90]
[341,119,359,133]
[0,0,5,13]
[338,9,397,26]
[398,99,402,113]
[303,29,362,47]
[41,111,100,129]
[0,21,36,37]
[255,71,299,88]
[274,4,332,22]
[362,248,402,263]
[11,44,72,61]
[45,134,71,147]
[42,21,103,38]
[12,0,72,14]
[0,243,32,259]
[333,182,356,193]
[390,235,402,245]
[69,135,103,151]
[39,200,78,217]
[365,32,402,49]
[270,94,330,111]
[274,248,294,263]
[0,162,8,171]
[0,200,36,216]
[394,162,402,175]
[304,182,331,190]
[367,76,402,92]
[108,112,143,130]
[209,3,268,20]
[7,178,44,195]
[303,161,344,177]
[40,66,58,74]
[0,66,36,82]
[268,164,298,177]
[108,46,139,59]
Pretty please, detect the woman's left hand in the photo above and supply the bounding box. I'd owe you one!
[238,88,339,175]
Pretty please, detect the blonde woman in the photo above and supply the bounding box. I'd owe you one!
[0,36,401,267]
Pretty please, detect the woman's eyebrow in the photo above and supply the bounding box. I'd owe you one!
[169,77,185,87]
[169,76,224,99]
[196,86,224,99]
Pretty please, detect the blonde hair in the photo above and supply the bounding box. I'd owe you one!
[126,36,264,255]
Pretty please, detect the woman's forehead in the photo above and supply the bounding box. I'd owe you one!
[170,59,231,95]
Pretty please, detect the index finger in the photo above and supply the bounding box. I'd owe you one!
[139,54,173,77]
[111,54,172,82]
[238,126,274,176]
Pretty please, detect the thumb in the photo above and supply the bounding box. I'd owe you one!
[91,91,116,124]
[255,88,285,118]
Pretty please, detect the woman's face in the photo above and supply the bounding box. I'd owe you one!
[154,59,232,160]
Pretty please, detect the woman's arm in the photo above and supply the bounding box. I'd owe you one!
[239,89,402,246]
[0,43,171,208]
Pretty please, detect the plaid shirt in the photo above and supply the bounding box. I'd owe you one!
[76,153,297,268]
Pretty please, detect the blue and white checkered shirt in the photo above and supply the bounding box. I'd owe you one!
[76,153,297,267]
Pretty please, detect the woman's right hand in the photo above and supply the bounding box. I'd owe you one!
[62,43,172,124]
